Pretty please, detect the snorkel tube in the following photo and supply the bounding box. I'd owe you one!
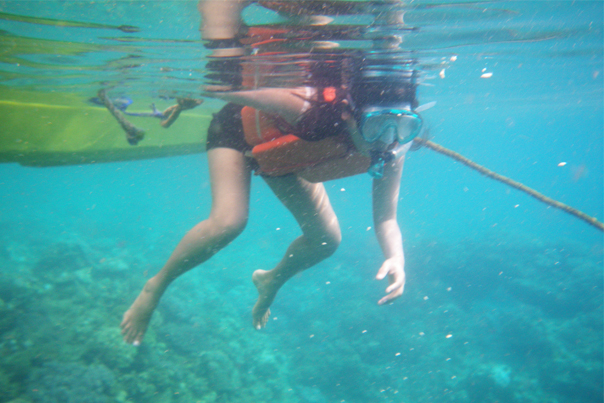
[367,141,410,179]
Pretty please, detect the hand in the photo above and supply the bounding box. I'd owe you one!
[341,107,372,157]
[160,99,204,128]
[375,256,406,305]
[176,98,204,110]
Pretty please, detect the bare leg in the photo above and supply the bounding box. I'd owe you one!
[252,175,341,329]
[121,148,252,345]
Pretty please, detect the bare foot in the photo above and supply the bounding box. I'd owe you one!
[120,277,161,345]
[252,269,278,330]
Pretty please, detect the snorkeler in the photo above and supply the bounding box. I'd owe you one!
[121,0,419,345]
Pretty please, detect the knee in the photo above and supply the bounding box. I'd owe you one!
[312,222,341,258]
[209,211,248,242]
[325,227,342,255]
[221,215,248,240]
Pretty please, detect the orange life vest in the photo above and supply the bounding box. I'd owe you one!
[241,105,370,182]
[239,27,370,182]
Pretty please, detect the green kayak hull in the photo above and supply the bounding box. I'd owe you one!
[0,89,211,167]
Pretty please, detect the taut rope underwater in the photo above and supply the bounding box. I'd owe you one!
[414,138,604,232]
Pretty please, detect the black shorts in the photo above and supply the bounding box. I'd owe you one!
[205,101,342,175]
[206,103,250,153]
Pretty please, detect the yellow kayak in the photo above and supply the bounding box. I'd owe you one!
[0,88,211,167]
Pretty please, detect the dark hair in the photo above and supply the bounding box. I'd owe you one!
[350,81,418,110]
[342,52,420,110]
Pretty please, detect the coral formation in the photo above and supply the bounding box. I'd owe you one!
[27,362,115,403]
[0,228,601,403]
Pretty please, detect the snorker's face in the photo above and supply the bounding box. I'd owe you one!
[373,126,397,150]
[359,104,423,150]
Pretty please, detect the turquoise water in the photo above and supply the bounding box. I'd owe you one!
[0,1,602,403]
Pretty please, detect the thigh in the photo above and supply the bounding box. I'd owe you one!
[263,174,340,240]
[207,147,253,222]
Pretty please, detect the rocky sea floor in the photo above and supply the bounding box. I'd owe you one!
[0,222,602,403]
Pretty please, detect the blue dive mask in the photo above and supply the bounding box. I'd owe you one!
[360,107,422,145]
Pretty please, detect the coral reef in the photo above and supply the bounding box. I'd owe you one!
[27,362,115,403]
[0,226,601,403]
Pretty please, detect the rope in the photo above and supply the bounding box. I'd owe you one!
[414,138,603,232]
[97,89,145,145]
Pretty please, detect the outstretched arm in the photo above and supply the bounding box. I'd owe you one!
[372,145,410,305]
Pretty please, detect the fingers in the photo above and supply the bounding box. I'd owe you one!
[375,261,390,280]
[385,272,405,294]
[378,283,404,305]
[377,295,391,305]
[376,261,405,305]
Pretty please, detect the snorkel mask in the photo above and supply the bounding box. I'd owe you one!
[359,105,423,178]
[360,106,422,146]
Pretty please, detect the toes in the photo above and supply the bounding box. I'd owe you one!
[120,322,130,336]
[122,325,138,344]
[124,330,141,346]
[253,319,262,330]
[253,309,271,330]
